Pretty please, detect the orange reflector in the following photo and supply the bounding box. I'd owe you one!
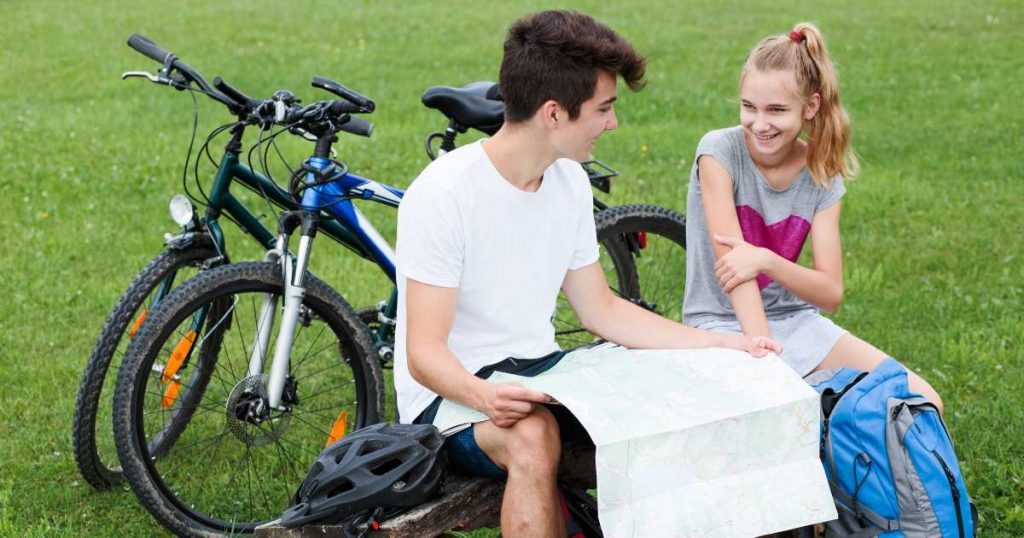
[128,310,148,339]
[326,411,349,446]
[161,330,196,384]
[162,379,182,408]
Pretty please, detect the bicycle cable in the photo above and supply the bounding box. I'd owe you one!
[270,135,295,179]
[247,121,302,228]
[287,158,352,211]
[179,90,202,207]
[191,121,239,208]
[256,122,281,226]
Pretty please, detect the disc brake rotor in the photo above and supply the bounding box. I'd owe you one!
[224,374,291,447]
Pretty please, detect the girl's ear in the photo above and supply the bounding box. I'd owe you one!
[804,92,821,121]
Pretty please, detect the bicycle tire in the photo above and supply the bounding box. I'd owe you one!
[72,245,219,490]
[113,261,384,536]
[552,204,687,348]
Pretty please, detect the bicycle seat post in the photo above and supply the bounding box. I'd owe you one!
[439,118,460,155]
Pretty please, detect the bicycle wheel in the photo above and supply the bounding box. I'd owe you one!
[553,204,686,348]
[73,245,219,490]
[113,261,384,536]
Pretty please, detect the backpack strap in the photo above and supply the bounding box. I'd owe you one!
[830,481,902,532]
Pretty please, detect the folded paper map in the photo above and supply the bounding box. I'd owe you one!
[433,345,836,537]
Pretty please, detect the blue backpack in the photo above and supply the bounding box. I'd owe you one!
[805,359,978,537]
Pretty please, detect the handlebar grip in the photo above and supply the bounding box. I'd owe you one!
[311,76,376,112]
[339,117,374,138]
[213,76,256,110]
[127,33,174,64]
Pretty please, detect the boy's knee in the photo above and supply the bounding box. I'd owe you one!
[506,409,560,472]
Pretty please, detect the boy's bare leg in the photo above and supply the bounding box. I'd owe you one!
[814,333,944,414]
[473,406,565,538]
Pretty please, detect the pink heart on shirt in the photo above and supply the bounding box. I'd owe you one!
[735,205,811,290]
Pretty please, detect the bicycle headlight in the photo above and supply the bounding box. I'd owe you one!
[168,194,195,226]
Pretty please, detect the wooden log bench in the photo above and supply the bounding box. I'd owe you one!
[255,439,819,538]
[256,442,596,538]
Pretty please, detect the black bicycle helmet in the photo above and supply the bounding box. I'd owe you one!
[280,422,446,528]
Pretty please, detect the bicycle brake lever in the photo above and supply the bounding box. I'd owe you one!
[290,126,319,142]
[121,70,171,84]
[291,125,337,157]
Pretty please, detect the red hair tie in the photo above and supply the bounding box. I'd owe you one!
[789,30,805,43]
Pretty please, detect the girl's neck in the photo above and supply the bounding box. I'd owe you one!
[744,131,807,189]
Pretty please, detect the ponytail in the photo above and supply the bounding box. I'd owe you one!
[743,22,859,186]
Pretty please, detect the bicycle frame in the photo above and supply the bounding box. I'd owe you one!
[200,126,373,258]
[163,126,403,377]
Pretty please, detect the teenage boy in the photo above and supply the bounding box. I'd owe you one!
[395,10,781,537]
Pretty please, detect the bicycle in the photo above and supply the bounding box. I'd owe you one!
[72,35,392,491]
[73,33,688,494]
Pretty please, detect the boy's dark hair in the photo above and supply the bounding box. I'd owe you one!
[499,10,646,123]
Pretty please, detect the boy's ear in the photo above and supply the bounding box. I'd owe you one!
[804,92,821,120]
[538,99,563,127]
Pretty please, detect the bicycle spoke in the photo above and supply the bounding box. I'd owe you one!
[288,412,334,440]
[291,361,344,385]
[291,324,330,372]
[300,381,357,402]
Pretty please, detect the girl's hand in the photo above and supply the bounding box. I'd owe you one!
[713,234,774,292]
[725,334,783,357]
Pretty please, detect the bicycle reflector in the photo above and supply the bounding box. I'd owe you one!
[168,194,194,226]
[161,330,196,383]
[326,410,349,446]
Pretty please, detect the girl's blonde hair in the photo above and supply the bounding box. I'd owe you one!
[742,22,859,185]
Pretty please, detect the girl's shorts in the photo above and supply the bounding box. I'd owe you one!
[695,309,848,377]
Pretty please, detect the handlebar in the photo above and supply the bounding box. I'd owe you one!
[311,76,376,112]
[269,99,373,138]
[127,33,174,64]
[126,34,374,140]
[213,76,260,111]
[338,117,374,138]
[125,33,241,112]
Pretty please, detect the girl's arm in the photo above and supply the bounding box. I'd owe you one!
[714,202,844,311]
[697,155,772,337]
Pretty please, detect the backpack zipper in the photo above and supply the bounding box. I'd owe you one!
[933,450,965,538]
[821,418,838,479]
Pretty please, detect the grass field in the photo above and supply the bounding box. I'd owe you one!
[1,0,1021,535]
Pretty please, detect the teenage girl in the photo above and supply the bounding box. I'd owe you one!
[683,22,943,412]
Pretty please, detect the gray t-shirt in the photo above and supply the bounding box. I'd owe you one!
[683,126,845,326]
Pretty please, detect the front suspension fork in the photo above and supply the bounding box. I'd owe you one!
[248,211,317,410]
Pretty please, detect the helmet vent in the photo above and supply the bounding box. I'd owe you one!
[359,439,388,455]
[370,457,403,476]
[326,478,355,498]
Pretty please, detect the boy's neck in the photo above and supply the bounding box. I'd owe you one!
[481,123,559,192]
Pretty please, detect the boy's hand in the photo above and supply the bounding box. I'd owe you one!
[713,234,775,292]
[476,382,552,428]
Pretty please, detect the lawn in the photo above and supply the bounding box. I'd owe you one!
[0,0,1021,535]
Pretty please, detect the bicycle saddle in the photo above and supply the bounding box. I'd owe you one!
[421,81,504,135]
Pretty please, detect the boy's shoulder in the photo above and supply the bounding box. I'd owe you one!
[408,142,489,194]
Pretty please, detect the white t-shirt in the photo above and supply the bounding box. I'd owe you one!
[394,140,599,422]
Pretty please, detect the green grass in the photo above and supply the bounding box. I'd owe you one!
[1,0,1021,535]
